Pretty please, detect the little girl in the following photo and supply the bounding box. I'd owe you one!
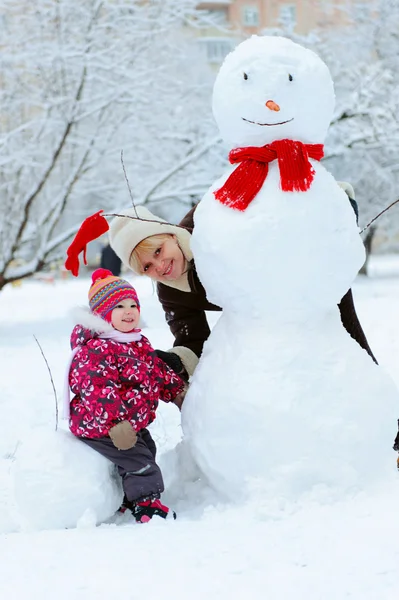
[66,268,186,523]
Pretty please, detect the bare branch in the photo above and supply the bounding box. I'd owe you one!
[103,212,190,232]
[120,150,139,217]
[360,198,399,234]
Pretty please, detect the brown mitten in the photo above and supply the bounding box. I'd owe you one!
[109,421,137,450]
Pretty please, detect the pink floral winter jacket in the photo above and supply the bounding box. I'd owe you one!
[68,310,185,439]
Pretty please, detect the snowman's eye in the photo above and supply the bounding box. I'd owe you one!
[288,74,293,82]
[243,72,248,80]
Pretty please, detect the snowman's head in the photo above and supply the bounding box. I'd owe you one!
[213,36,335,149]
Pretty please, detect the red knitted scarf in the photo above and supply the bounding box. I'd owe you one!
[214,139,324,211]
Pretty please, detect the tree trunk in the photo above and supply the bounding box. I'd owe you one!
[359,226,376,276]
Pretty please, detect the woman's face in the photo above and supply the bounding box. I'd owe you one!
[138,235,186,282]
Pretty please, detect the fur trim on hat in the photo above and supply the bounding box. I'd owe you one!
[70,306,115,334]
[168,345,199,378]
[337,181,355,200]
[108,205,193,274]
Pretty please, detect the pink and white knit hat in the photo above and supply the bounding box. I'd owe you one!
[88,268,140,322]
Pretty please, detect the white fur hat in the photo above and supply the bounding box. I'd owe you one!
[109,205,193,273]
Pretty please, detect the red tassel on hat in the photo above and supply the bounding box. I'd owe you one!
[65,210,109,277]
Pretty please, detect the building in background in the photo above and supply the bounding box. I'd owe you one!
[196,1,374,64]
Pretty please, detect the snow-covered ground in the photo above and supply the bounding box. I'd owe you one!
[0,256,398,599]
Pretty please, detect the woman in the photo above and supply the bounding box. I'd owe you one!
[109,185,376,378]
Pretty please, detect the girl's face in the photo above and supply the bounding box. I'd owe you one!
[138,234,186,282]
[111,298,140,332]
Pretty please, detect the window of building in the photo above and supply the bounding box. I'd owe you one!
[200,38,234,64]
[242,6,260,27]
[213,9,229,25]
[279,4,297,28]
[200,8,229,26]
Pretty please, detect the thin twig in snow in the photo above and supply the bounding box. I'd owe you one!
[4,440,20,461]
[33,335,59,431]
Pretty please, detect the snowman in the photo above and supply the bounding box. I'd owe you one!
[182,36,398,502]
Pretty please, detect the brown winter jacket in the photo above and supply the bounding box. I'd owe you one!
[157,205,376,376]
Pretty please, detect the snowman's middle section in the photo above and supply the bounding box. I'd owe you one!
[191,160,365,320]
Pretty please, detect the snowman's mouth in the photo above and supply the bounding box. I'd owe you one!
[242,117,294,126]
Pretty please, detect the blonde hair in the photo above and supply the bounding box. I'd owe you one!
[129,234,174,275]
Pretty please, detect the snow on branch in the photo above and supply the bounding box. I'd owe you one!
[140,135,222,204]
[0,0,223,290]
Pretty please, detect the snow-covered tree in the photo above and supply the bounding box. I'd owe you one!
[0,0,223,290]
[316,1,399,250]
[262,0,399,257]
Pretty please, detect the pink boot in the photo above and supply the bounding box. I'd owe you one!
[132,498,176,523]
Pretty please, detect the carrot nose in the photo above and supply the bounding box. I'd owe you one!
[266,100,280,112]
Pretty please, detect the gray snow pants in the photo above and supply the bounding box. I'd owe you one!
[82,428,164,503]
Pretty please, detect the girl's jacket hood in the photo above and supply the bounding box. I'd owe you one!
[69,306,114,349]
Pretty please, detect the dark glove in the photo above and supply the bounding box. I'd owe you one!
[393,419,399,452]
[109,421,137,450]
[155,349,186,377]
[349,197,359,225]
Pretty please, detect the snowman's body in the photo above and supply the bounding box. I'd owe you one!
[182,36,398,500]
[11,427,123,531]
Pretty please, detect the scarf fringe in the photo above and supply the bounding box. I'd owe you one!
[214,140,323,210]
[281,167,316,193]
